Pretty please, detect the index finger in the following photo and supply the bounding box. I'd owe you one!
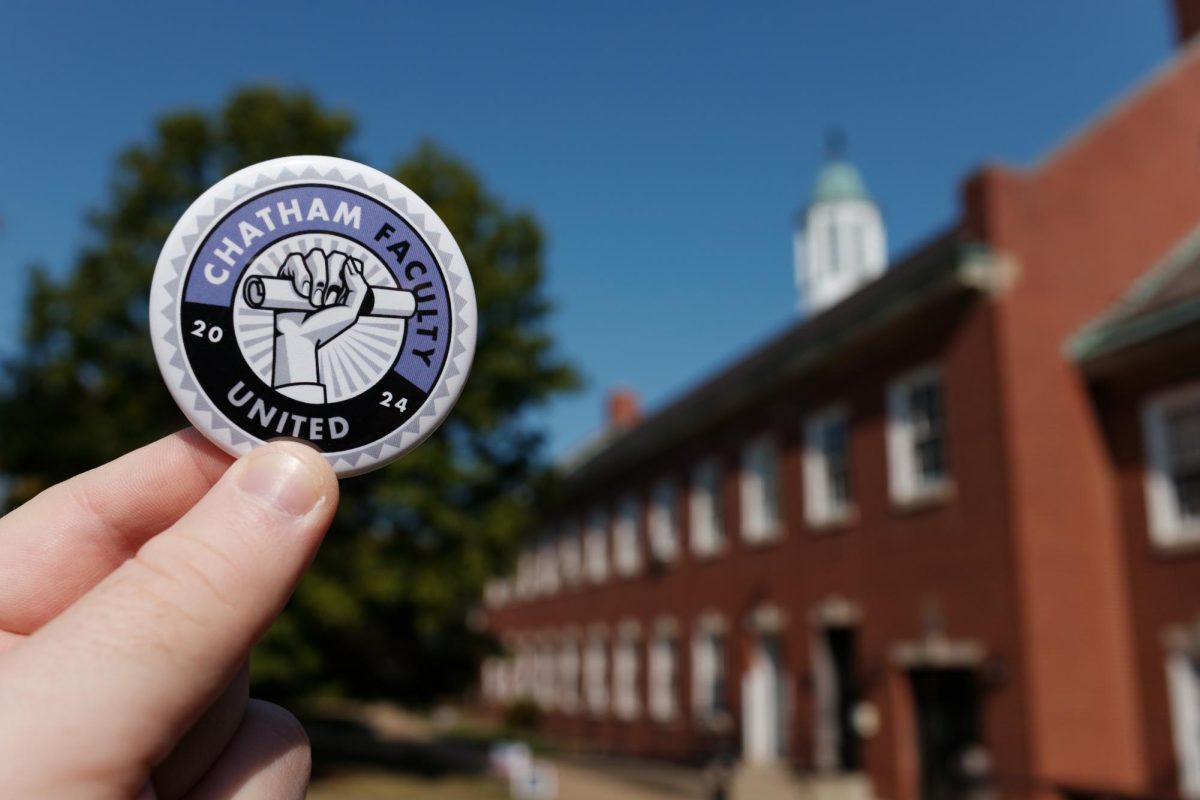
[0,429,231,634]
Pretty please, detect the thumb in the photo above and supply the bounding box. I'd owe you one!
[0,442,337,795]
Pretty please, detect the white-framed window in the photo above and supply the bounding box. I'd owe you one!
[558,634,581,714]
[613,494,643,576]
[613,622,642,720]
[584,629,609,715]
[886,364,950,504]
[649,479,680,562]
[515,550,537,600]
[741,436,781,542]
[493,656,513,704]
[534,638,558,710]
[584,509,610,583]
[513,638,535,700]
[649,621,680,722]
[690,458,725,556]
[692,616,729,723]
[481,657,498,703]
[1167,650,1200,798]
[558,520,583,587]
[535,538,560,596]
[804,406,853,526]
[1143,383,1200,547]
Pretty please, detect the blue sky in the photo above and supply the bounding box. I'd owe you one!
[0,2,1177,455]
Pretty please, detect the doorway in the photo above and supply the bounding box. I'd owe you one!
[742,634,786,763]
[814,625,861,771]
[908,667,983,800]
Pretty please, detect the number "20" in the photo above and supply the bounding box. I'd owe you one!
[190,320,224,343]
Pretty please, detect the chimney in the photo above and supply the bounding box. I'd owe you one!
[1175,0,1200,43]
[606,388,641,430]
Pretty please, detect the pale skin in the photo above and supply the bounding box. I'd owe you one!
[0,431,339,798]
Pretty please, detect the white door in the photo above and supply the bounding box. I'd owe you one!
[742,636,782,763]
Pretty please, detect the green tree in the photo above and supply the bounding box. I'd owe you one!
[0,86,577,702]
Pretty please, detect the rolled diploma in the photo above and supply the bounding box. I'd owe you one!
[243,276,416,318]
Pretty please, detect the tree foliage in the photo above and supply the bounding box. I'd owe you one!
[0,86,577,702]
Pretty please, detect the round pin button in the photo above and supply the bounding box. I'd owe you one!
[149,155,476,477]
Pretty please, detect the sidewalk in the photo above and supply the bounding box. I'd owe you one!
[549,756,701,800]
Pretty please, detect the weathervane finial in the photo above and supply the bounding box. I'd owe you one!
[825,128,846,160]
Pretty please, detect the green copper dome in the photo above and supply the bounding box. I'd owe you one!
[811,159,871,205]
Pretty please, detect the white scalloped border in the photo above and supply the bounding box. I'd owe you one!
[149,155,477,477]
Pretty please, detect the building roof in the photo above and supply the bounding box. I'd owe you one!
[1069,224,1200,365]
[812,158,872,204]
[563,227,1000,494]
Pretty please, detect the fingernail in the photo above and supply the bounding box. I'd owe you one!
[237,448,323,517]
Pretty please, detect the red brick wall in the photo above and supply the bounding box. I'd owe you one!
[1099,352,1200,799]
[963,40,1200,794]
[487,288,1029,800]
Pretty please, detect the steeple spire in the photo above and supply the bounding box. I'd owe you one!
[794,133,888,314]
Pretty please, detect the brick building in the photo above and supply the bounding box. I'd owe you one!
[481,6,1200,799]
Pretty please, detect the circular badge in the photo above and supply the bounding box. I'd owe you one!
[150,155,476,477]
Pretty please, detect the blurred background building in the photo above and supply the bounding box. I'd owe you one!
[480,3,1200,799]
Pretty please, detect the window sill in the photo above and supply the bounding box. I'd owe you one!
[1151,535,1200,559]
[690,542,728,561]
[807,508,858,534]
[891,481,955,514]
[741,526,784,548]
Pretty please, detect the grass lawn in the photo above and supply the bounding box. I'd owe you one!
[308,766,508,800]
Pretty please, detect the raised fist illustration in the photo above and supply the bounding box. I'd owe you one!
[270,248,370,403]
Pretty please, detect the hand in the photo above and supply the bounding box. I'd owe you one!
[279,248,355,309]
[0,430,339,799]
[276,249,369,347]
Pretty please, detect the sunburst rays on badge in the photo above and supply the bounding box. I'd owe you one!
[232,233,404,403]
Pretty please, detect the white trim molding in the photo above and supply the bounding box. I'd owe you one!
[1143,382,1200,549]
[804,404,854,527]
[886,363,952,506]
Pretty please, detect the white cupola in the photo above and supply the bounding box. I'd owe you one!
[794,134,887,314]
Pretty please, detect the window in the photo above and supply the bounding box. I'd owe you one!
[558,635,580,714]
[887,365,950,503]
[558,521,582,587]
[481,657,498,703]
[648,480,680,562]
[690,459,725,556]
[1143,384,1200,547]
[1167,651,1200,798]
[493,656,513,704]
[649,621,681,722]
[534,638,557,710]
[584,509,609,583]
[851,222,865,271]
[804,406,853,526]
[692,619,729,724]
[513,639,535,701]
[613,623,641,720]
[827,220,840,273]
[515,550,537,600]
[741,436,781,542]
[613,494,643,576]
[535,538,560,596]
[584,630,609,715]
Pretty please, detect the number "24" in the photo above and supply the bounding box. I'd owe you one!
[380,392,408,412]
